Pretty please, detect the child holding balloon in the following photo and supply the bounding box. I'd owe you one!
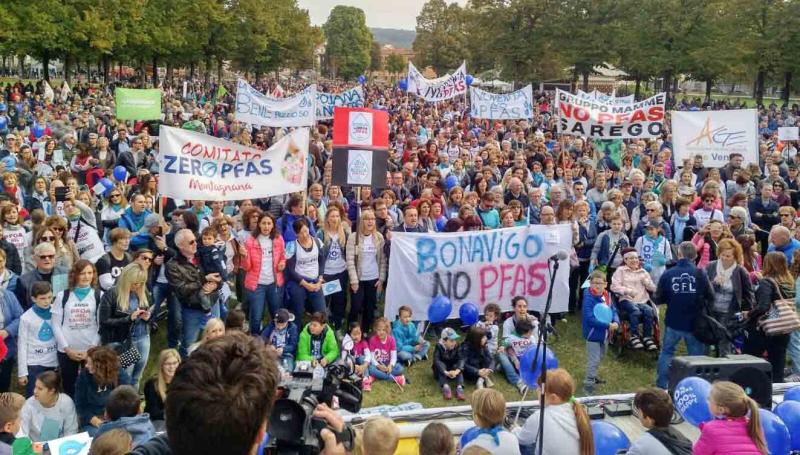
[692,381,767,455]
[581,270,618,394]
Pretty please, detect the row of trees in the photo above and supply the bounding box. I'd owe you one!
[413,0,800,104]
[0,0,324,85]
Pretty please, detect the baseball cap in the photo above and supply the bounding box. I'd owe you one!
[274,309,294,324]
[143,213,163,230]
[441,327,460,341]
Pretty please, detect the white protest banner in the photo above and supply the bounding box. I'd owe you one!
[556,89,666,139]
[406,61,468,102]
[235,79,316,127]
[576,89,633,105]
[384,224,571,319]
[158,126,309,201]
[779,126,799,141]
[316,86,365,120]
[46,431,91,455]
[671,110,758,168]
[69,222,105,263]
[470,85,533,120]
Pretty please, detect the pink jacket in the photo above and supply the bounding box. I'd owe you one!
[691,233,714,269]
[610,265,655,303]
[693,418,764,455]
[240,235,286,290]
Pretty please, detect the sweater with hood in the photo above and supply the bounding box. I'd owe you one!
[513,402,580,454]
[627,427,692,455]
[95,413,156,447]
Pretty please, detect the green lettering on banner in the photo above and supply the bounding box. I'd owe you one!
[115,88,162,120]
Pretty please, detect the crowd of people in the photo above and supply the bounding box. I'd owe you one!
[0,74,796,454]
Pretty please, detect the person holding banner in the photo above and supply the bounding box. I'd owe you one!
[346,209,387,332]
[239,213,286,336]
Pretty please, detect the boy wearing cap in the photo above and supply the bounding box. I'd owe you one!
[611,248,658,351]
[635,221,672,283]
[261,309,298,372]
[432,328,466,401]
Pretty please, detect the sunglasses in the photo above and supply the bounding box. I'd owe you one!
[52,227,64,232]
[40,235,55,241]
[110,194,121,198]
[187,239,197,245]
[646,208,657,212]
[38,254,54,260]
[140,256,154,262]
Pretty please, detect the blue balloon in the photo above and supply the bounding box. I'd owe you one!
[784,386,800,402]
[593,304,613,325]
[673,377,712,427]
[358,75,366,84]
[113,165,127,182]
[398,79,408,91]
[591,421,630,455]
[465,75,474,86]
[519,345,558,388]
[459,302,479,326]
[774,400,800,450]
[459,426,481,449]
[99,178,115,197]
[428,295,452,324]
[760,409,791,455]
[445,174,459,192]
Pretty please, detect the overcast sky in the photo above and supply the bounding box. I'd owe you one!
[298,0,469,30]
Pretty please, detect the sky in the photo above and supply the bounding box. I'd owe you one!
[298,0,469,30]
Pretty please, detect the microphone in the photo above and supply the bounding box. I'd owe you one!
[548,250,568,261]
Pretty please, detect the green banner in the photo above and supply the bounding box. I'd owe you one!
[115,88,162,120]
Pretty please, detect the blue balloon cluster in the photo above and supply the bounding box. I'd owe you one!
[428,295,452,323]
[591,421,630,455]
[519,345,558,388]
[398,79,408,91]
[672,377,712,427]
[459,302,479,326]
[774,400,800,451]
[98,178,115,197]
[760,408,791,455]
[357,75,366,85]
[784,385,800,402]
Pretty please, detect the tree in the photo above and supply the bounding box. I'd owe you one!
[386,53,406,76]
[323,6,372,80]
[412,0,467,74]
[369,40,383,72]
[6,0,75,80]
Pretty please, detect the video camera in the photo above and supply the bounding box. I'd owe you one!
[266,353,363,455]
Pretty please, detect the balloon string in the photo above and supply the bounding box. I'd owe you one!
[513,386,529,426]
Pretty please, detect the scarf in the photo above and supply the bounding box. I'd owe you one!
[673,213,689,243]
[73,286,92,301]
[461,425,505,447]
[32,305,51,321]
[715,260,736,284]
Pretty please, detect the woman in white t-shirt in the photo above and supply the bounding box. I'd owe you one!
[20,370,78,442]
[318,206,351,331]
[52,259,101,397]
[346,209,386,333]
[239,213,286,336]
[285,218,327,323]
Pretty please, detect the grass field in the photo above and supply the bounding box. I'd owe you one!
[140,305,673,409]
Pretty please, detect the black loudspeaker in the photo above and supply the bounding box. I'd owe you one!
[668,355,773,408]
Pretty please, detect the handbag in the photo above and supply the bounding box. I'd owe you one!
[692,271,730,345]
[759,279,800,336]
[109,323,141,369]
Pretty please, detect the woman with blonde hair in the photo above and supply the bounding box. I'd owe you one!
[704,239,754,356]
[98,263,151,388]
[346,208,386,332]
[143,349,179,426]
[514,369,594,455]
[693,381,766,455]
[188,318,225,355]
[743,252,795,382]
[318,206,350,331]
[43,216,79,272]
[461,388,520,454]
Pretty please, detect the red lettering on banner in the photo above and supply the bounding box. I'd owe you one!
[574,107,589,121]
[597,112,614,124]
[630,110,647,122]
[648,106,665,121]
[559,102,573,119]
[477,262,550,304]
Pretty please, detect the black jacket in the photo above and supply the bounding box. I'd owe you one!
[432,343,465,375]
[165,254,218,311]
[98,287,152,344]
[0,240,20,275]
[460,343,493,378]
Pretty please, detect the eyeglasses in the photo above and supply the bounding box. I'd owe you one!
[140,256,154,262]
[38,255,54,260]
[646,208,657,212]
[187,239,196,245]
[40,236,55,241]
[52,227,64,232]
[110,194,121,198]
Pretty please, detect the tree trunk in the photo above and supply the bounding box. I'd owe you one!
[118,61,123,81]
[217,59,223,82]
[570,68,579,93]
[581,72,589,92]
[102,56,110,84]
[139,59,146,87]
[166,62,173,86]
[42,52,50,81]
[634,75,641,100]
[672,76,679,99]
[152,56,159,86]
[783,72,792,105]
[64,55,72,83]
[705,78,713,101]
[755,70,766,106]
[204,53,212,86]
[662,70,672,104]
[189,62,196,80]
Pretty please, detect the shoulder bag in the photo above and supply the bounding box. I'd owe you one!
[759,278,800,336]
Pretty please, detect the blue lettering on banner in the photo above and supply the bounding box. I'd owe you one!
[162,155,273,179]
[415,231,544,273]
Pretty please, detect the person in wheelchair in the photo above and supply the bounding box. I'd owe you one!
[610,248,658,351]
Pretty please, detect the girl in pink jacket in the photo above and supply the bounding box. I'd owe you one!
[693,381,767,455]
[610,248,657,350]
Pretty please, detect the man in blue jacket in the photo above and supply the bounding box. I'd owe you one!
[653,241,715,389]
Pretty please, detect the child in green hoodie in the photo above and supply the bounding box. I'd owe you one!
[296,312,338,368]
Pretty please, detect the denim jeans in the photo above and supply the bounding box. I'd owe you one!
[789,328,800,375]
[618,300,654,338]
[181,307,208,359]
[496,351,520,385]
[656,326,705,388]
[246,283,282,335]
[25,364,57,397]
[368,363,404,381]
[397,340,430,363]
[125,334,151,389]
[153,282,182,349]
[286,281,326,322]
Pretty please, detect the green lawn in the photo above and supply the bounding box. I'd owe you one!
[141,306,666,409]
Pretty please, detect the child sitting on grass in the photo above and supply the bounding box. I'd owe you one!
[581,270,618,394]
[500,319,536,394]
[367,317,405,390]
[628,388,692,455]
[296,312,338,369]
[475,303,500,353]
[392,305,430,366]
[341,322,370,386]
[261,309,299,372]
[461,326,495,389]
[433,328,465,401]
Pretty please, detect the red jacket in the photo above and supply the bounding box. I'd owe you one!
[240,235,286,290]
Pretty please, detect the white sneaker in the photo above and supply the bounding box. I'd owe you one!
[516,381,528,395]
[477,378,485,389]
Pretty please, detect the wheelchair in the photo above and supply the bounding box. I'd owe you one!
[608,292,661,357]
